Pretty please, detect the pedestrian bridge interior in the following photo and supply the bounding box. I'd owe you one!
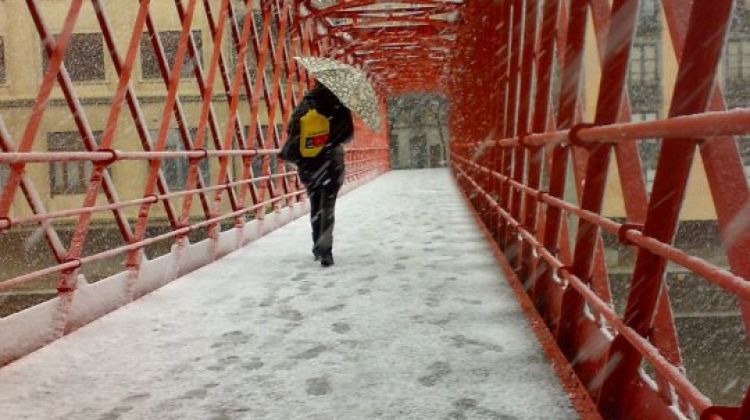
[0,1,749,419]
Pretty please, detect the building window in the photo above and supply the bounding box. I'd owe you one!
[739,136,750,182]
[632,111,658,122]
[629,42,659,84]
[725,38,750,81]
[42,33,105,82]
[150,128,210,191]
[640,0,658,17]
[231,12,261,81]
[0,163,8,191]
[260,124,283,144]
[0,36,6,84]
[260,124,281,166]
[245,125,261,182]
[253,10,279,44]
[632,112,660,191]
[740,137,750,162]
[48,132,98,196]
[252,11,276,81]
[390,134,399,169]
[246,124,282,183]
[141,31,203,80]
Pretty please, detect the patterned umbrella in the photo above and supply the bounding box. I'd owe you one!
[295,56,382,132]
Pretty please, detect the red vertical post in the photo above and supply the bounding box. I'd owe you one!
[497,0,522,248]
[506,0,538,271]
[522,0,560,288]
[482,2,501,228]
[489,2,506,239]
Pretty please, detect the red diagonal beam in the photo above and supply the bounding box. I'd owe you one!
[522,0,559,295]
[597,0,736,416]
[506,0,539,268]
[0,118,67,261]
[662,0,750,339]
[255,0,293,213]
[0,0,84,217]
[31,0,136,246]
[588,0,681,409]
[534,0,588,337]
[175,0,232,252]
[556,0,639,364]
[56,0,153,310]
[327,4,460,18]
[306,0,454,15]
[126,0,201,268]
[497,0,522,248]
[325,18,455,32]
[225,0,262,209]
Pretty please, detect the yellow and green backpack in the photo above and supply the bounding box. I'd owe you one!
[299,108,330,158]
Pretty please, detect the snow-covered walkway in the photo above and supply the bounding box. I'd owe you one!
[0,169,577,419]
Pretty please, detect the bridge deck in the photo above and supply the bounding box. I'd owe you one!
[0,169,577,419]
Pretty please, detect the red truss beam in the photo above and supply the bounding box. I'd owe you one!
[325,5,460,18]
[326,24,449,37]
[295,1,462,94]
[325,19,455,32]
[335,36,452,60]
[303,0,460,16]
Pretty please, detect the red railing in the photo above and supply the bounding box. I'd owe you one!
[450,0,749,419]
[2,1,749,419]
[0,0,388,365]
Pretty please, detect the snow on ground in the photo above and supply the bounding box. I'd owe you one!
[0,169,577,420]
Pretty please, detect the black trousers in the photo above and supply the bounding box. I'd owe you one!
[300,157,345,256]
[308,179,342,256]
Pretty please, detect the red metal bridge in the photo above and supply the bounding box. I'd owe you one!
[0,0,749,418]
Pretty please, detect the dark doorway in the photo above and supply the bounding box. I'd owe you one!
[410,134,427,168]
[429,144,441,168]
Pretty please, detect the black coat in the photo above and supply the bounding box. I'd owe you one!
[281,84,354,187]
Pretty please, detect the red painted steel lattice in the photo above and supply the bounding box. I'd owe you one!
[1,1,750,419]
[451,0,750,419]
[0,0,390,364]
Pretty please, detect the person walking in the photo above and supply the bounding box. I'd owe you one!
[281,82,354,267]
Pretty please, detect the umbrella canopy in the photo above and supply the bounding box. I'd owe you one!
[295,56,381,132]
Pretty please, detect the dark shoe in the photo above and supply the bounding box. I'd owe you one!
[313,249,321,261]
[320,253,334,267]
